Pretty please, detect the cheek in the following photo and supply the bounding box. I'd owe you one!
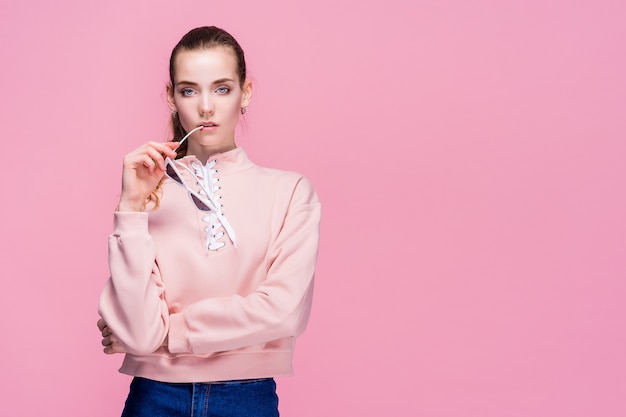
[224,99,243,122]
[178,99,198,114]
[176,103,198,131]
[178,111,193,125]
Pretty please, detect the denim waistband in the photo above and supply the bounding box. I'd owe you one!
[203,377,272,385]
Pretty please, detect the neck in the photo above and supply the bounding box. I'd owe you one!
[186,142,237,164]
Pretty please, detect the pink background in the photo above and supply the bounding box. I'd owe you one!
[1,0,624,416]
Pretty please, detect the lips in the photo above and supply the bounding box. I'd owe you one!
[198,122,218,128]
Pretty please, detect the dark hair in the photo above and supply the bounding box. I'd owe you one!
[169,26,247,157]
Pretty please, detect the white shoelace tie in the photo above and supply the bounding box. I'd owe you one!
[191,160,237,250]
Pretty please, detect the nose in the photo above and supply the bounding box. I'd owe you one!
[199,92,214,116]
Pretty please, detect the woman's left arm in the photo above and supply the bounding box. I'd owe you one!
[167,176,321,355]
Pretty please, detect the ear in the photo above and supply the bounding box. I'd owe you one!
[166,83,177,112]
[241,79,253,109]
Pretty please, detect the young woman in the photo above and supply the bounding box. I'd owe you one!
[97,26,321,417]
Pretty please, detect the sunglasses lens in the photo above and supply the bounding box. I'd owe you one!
[190,193,211,211]
[165,162,183,185]
[165,160,212,212]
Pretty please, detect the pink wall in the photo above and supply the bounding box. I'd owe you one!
[1,0,624,415]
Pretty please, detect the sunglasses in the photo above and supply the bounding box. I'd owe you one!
[162,126,238,246]
[164,160,217,212]
[163,126,216,211]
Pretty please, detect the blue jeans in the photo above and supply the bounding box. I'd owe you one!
[120,377,279,417]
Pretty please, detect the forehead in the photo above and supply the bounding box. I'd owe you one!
[173,47,239,84]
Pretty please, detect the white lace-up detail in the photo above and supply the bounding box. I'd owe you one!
[191,160,237,251]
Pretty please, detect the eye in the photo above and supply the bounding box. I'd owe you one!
[215,86,230,95]
[180,88,195,97]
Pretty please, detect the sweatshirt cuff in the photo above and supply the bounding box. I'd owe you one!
[113,212,150,236]
[167,312,192,354]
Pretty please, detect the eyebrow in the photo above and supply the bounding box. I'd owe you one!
[176,78,236,87]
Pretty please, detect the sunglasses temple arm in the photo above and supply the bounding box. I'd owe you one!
[175,125,204,151]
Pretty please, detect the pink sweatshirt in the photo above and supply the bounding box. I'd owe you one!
[98,147,321,383]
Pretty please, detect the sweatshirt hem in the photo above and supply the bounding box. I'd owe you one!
[118,351,294,383]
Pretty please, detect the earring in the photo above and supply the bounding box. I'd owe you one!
[171,110,177,118]
[241,107,247,115]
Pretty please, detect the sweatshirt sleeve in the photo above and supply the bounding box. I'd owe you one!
[167,176,321,355]
[98,212,170,355]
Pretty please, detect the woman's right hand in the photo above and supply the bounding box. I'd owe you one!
[117,141,179,211]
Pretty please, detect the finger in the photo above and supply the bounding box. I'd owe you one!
[102,336,113,347]
[103,337,124,355]
[101,327,112,338]
[124,143,176,172]
[97,318,107,331]
[104,344,121,355]
[146,141,178,158]
[103,342,116,354]
[134,154,157,172]
[159,141,180,155]
[123,152,156,170]
[164,141,182,153]
[144,147,170,171]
